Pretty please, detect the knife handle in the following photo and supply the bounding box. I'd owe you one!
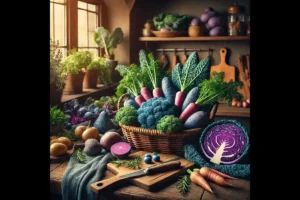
[145,161,181,175]
[91,175,128,193]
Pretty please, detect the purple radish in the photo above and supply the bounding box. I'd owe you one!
[140,87,152,101]
[110,142,132,159]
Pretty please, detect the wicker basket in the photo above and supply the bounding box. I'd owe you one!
[117,94,219,154]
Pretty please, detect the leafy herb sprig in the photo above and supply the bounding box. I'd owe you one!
[195,71,243,105]
[73,149,86,164]
[50,106,66,126]
[177,174,191,195]
[111,155,142,169]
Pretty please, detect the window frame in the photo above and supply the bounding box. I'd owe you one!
[77,0,102,56]
[66,0,103,55]
[50,0,68,55]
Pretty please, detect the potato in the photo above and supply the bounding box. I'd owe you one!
[57,137,72,149]
[50,137,72,149]
[50,143,68,157]
[209,26,225,36]
[75,125,87,139]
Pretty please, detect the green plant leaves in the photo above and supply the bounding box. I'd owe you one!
[94,27,110,48]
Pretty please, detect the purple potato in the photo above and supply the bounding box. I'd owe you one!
[204,7,215,13]
[209,26,225,36]
[200,11,216,23]
[207,16,224,29]
[190,17,201,26]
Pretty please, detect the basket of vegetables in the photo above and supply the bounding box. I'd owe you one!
[114,50,242,154]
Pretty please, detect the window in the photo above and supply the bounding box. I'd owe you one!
[50,0,67,58]
[77,1,100,57]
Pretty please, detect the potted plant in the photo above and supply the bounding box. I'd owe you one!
[50,39,66,105]
[61,49,93,94]
[50,106,66,135]
[94,27,124,83]
[83,56,106,89]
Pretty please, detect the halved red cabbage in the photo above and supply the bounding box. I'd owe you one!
[200,120,249,165]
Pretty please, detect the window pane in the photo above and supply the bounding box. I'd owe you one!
[89,32,97,47]
[88,4,96,12]
[50,3,54,40]
[78,1,87,9]
[78,48,88,52]
[59,48,67,58]
[88,12,97,32]
[78,10,88,46]
[51,0,66,3]
[54,3,66,46]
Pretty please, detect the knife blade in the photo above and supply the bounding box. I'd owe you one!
[119,157,181,178]
[90,158,181,193]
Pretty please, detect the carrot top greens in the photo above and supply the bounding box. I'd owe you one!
[195,72,243,105]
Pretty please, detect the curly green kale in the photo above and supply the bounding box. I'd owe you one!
[137,97,179,129]
[153,13,189,31]
[116,106,138,126]
[157,115,183,133]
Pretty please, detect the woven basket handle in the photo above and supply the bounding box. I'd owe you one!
[209,102,219,122]
[117,93,130,110]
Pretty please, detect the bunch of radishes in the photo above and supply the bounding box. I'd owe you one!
[200,7,226,36]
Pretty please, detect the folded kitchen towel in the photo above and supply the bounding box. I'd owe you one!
[62,149,114,200]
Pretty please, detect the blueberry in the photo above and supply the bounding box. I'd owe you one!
[144,154,152,159]
[153,155,160,162]
[144,156,152,164]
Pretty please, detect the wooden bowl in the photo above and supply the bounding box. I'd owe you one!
[151,31,187,37]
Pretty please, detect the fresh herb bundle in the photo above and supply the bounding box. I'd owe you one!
[73,149,86,164]
[111,155,142,169]
[177,174,191,195]
[195,71,243,105]
[50,106,66,126]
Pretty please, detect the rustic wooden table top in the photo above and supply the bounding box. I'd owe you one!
[50,159,250,200]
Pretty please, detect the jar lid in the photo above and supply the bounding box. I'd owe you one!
[228,2,240,14]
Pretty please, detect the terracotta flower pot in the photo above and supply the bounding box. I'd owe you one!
[50,82,63,106]
[63,71,85,95]
[83,69,100,89]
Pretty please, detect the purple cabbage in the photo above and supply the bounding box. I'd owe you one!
[200,120,249,165]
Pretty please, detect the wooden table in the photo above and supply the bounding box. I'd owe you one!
[50,160,250,200]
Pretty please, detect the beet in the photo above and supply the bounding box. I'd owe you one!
[100,131,123,150]
[110,142,132,159]
[83,139,103,156]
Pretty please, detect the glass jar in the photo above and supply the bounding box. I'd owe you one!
[227,2,246,36]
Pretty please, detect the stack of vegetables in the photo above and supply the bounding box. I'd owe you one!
[200,7,226,36]
[115,50,243,133]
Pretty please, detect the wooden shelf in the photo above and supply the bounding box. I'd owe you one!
[139,36,250,42]
[216,103,250,118]
[58,83,118,108]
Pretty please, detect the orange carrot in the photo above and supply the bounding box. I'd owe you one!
[209,168,238,180]
[198,167,233,187]
[195,168,237,179]
[187,169,213,193]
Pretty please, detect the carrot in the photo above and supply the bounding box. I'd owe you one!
[194,168,237,179]
[140,87,152,101]
[179,103,198,121]
[152,88,163,98]
[135,95,146,106]
[209,168,238,180]
[174,91,185,108]
[187,169,213,193]
[198,167,233,187]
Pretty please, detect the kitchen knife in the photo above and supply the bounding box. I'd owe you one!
[91,160,181,192]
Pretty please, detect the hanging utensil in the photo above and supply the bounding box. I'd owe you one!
[182,48,188,65]
[169,48,179,71]
[159,49,169,69]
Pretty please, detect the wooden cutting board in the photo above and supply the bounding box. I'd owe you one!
[210,48,235,82]
[92,151,194,192]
